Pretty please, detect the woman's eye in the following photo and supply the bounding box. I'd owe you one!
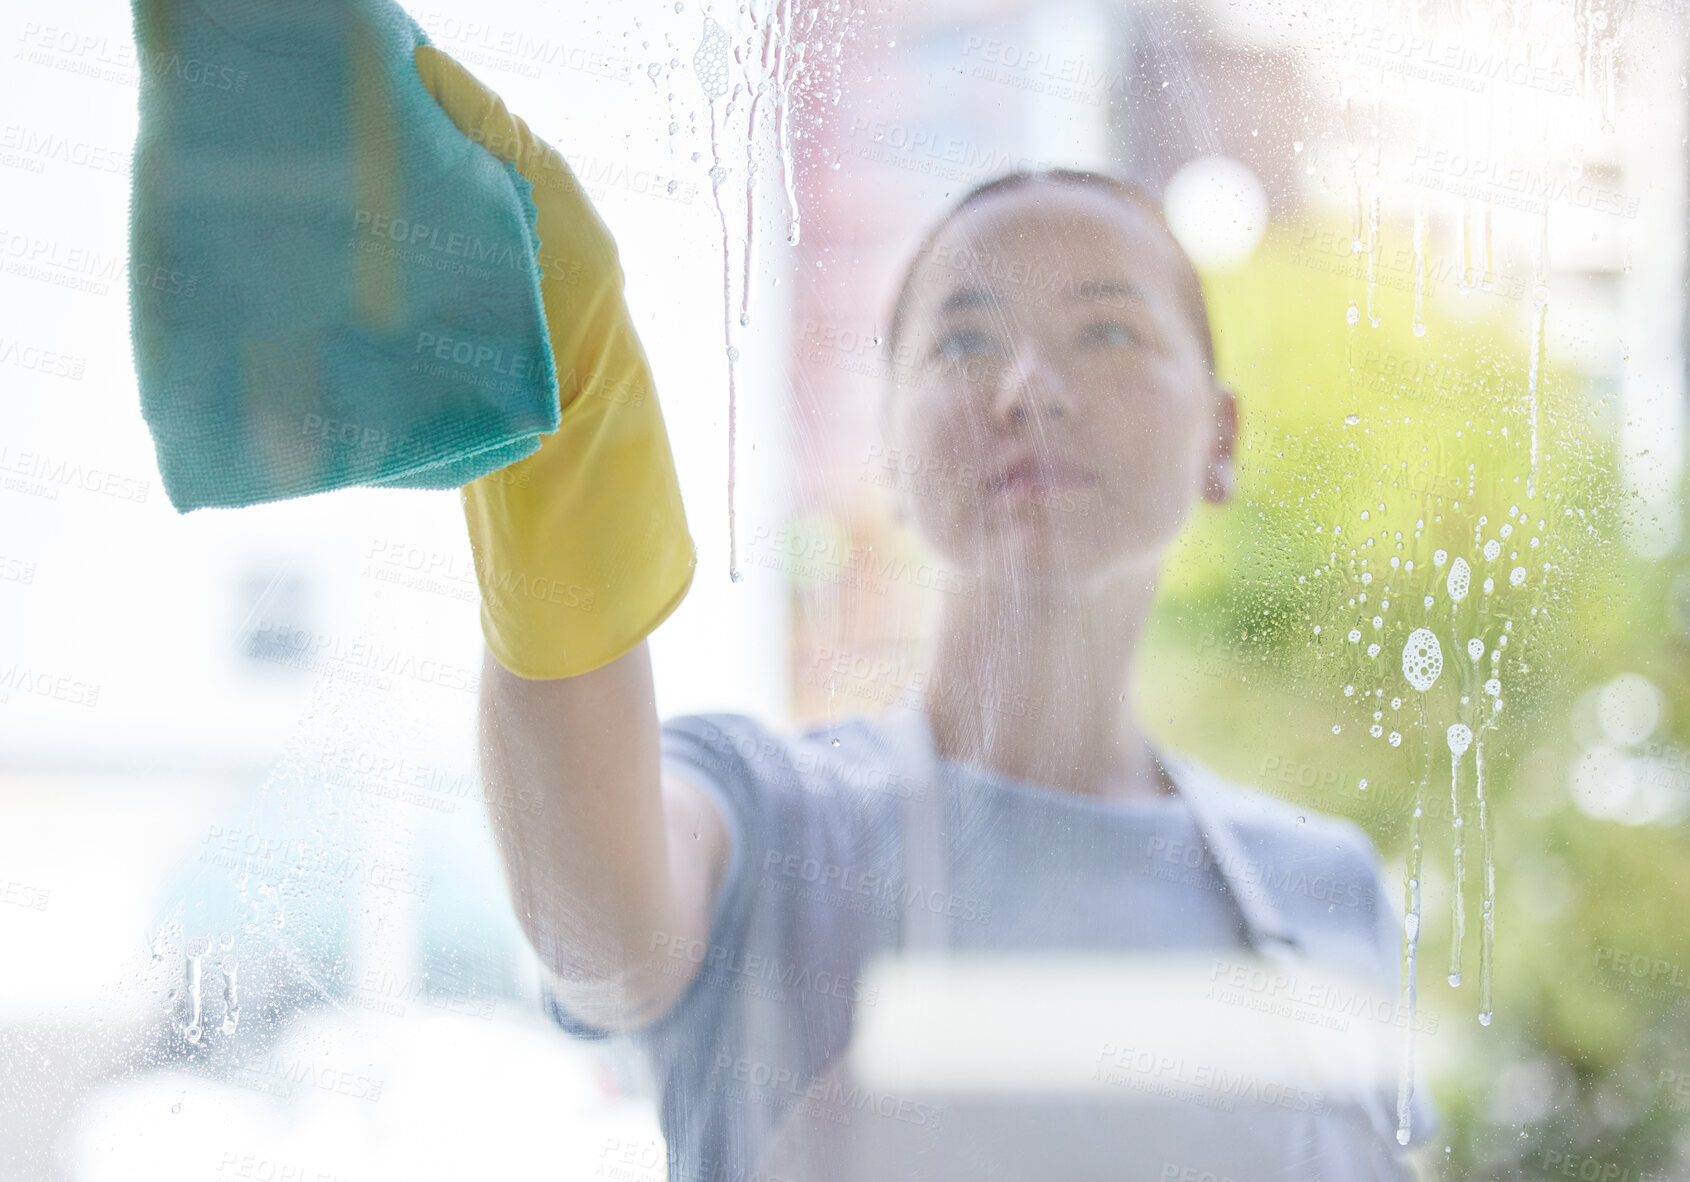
[933,328,997,361]
[1079,321,1139,348]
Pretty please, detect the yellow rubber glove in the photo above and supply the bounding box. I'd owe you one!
[413,44,697,680]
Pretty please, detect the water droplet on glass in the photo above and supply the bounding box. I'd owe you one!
[1346,305,1360,325]
[1478,1010,1492,1026]
[1447,724,1473,757]
[1447,557,1471,602]
[1389,732,1402,746]
[1448,972,1462,987]
[1344,413,1360,425]
[1467,638,1484,661]
[1432,549,1448,567]
[1510,567,1526,586]
[1403,628,1444,691]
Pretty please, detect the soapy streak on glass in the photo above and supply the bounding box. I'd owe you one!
[1,0,1676,1178]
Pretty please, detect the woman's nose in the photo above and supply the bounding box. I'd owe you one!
[992,342,1069,426]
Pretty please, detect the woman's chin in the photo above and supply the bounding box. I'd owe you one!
[955,524,1155,591]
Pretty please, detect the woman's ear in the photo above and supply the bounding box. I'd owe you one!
[1202,383,1239,505]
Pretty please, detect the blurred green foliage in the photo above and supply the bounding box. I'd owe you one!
[1139,222,1690,1177]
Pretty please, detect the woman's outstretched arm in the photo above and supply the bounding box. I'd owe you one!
[478,639,730,1034]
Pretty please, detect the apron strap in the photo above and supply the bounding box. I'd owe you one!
[883,703,950,953]
[882,705,1306,962]
[878,707,1408,1160]
[1162,753,1411,1152]
[1157,751,1305,963]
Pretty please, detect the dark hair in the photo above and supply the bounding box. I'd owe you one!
[884,168,1217,379]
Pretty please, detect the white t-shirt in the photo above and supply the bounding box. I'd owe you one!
[547,710,1438,1181]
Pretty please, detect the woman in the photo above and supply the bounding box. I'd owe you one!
[414,44,1437,1182]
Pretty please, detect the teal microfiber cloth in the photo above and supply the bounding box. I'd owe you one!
[128,0,561,511]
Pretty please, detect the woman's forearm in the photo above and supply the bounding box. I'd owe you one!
[477,640,715,1030]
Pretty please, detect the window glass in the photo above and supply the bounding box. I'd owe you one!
[1,0,1685,1179]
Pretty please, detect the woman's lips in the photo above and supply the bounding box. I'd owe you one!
[990,459,1098,493]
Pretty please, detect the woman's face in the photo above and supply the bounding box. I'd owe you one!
[884,183,1237,591]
